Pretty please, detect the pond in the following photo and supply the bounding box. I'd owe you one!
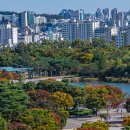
[70,81,130,95]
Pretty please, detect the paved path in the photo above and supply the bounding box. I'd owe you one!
[109,127,123,130]
[64,109,128,130]
[12,76,64,83]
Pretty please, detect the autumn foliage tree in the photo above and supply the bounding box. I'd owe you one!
[99,86,125,113]
[28,89,50,108]
[85,85,125,115]
[85,86,106,115]
[50,91,74,109]
[20,108,61,130]
[80,121,109,130]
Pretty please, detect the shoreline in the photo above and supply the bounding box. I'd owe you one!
[62,77,130,83]
[11,76,130,84]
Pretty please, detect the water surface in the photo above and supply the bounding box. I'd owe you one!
[70,81,130,95]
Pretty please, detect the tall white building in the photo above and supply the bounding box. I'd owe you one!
[35,16,47,25]
[0,23,18,47]
[12,28,18,46]
[47,31,64,41]
[62,20,100,42]
[115,27,130,47]
[18,35,32,44]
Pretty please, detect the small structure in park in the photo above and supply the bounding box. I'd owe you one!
[0,67,33,80]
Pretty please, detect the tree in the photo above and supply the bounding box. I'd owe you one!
[28,89,50,108]
[0,83,29,121]
[100,86,125,114]
[85,86,106,115]
[23,82,36,91]
[78,63,99,77]
[125,97,130,112]
[50,91,74,109]
[36,80,83,98]
[0,114,7,130]
[85,85,125,115]
[80,121,109,130]
[20,108,61,130]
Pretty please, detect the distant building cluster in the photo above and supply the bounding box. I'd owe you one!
[0,8,130,47]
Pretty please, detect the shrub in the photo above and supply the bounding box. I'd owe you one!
[81,121,109,130]
[100,113,109,120]
[8,122,32,130]
[123,117,130,126]
[69,109,93,116]
[58,109,69,128]
[124,126,130,130]
[23,82,36,91]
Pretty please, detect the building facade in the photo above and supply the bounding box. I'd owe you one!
[62,20,100,42]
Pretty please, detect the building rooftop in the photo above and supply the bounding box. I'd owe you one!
[0,67,33,72]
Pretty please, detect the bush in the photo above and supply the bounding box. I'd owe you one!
[58,109,69,128]
[8,122,32,130]
[23,82,36,91]
[124,126,130,130]
[81,121,109,130]
[100,113,109,120]
[123,117,130,126]
[69,109,93,116]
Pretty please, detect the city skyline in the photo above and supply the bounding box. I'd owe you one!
[0,0,130,14]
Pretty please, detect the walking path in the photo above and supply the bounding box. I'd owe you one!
[64,108,128,130]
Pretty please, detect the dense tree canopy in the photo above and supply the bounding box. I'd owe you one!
[0,83,29,121]
[20,108,61,130]
[0,39,129,79]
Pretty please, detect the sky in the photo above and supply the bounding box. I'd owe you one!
[0,0,130,14]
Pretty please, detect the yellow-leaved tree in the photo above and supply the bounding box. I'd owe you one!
[50,91,74,109]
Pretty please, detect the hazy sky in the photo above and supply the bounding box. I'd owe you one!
[0,0,130,14]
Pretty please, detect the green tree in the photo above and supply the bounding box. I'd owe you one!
[0,83,29,121]
[20,108,60,130]
[85,86,106,115]
[81,121,109,130]
[0,114,7,130]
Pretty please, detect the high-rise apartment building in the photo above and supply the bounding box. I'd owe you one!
[0,23,18,46]
[19,11,35,27]
[35,16,47,25]
[27,11,35,27]
[103,8,110,20]
[95,8,102,19]
[116,28,126,47]
[62,20,99,42]
[117,12,124,27]
[59,9,84,20]
[19,11,28,27]
[111,8,118,26]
